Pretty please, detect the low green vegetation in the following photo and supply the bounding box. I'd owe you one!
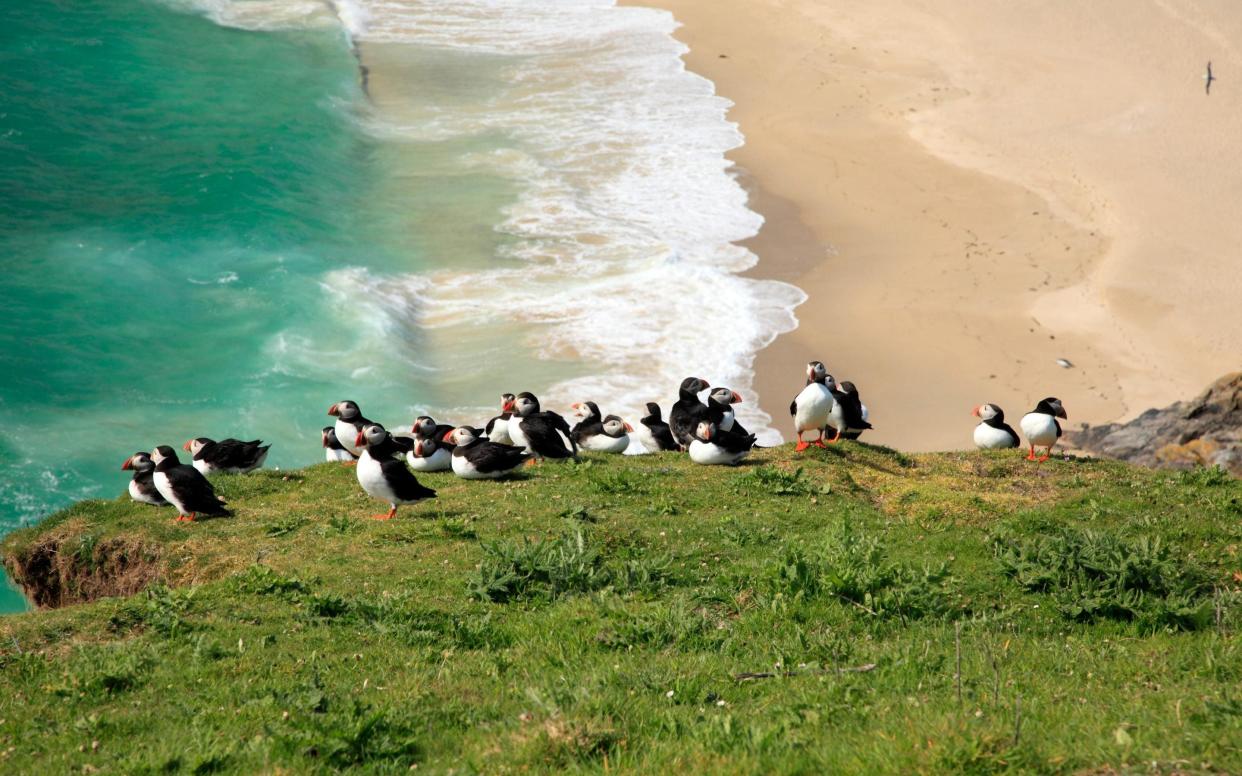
[1,445,1240,773]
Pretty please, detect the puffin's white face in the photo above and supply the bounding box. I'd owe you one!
[571,402,592,420]
[824,374,837,391]
[413,416,436,436]
[710,387,741,406]
[150,447,169,465]
[514,395,538,417]
[695,421,715,442]
[360,424,387,448]
[450,426,478,445]
[125,452,154,472]
[331,400,360,420]
[975,404,1000,422]
[807,361,826,382]
[187,439,206,455]
[602,417,630,437]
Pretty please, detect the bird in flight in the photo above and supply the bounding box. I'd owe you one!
[1205,61,1216,95]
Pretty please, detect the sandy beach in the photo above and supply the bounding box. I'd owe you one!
[630,0,1242,451]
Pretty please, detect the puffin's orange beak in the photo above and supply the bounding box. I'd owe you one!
[442,430,455,442]
[502,400,515,412]
[328,403,339,416]
[121,457,133,471]
[624,423,634,432]
[414,441,424,456]
[731,391,743,403]
[182,440,192,452]
[355,431,365,447]
[971,405,981,418]
[321,432,330,448]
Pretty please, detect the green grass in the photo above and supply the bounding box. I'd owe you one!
[1,445,1240,774]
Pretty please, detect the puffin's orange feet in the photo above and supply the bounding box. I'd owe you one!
[1037,453,1051,463]
[1026,447,1037,461]
[525,458,539,467]
[176,514,195,523]
[827,431,843,444]
[343,461,357,467]
[795,440,810,452]
[814,439,829,449]
[371,508,397,521]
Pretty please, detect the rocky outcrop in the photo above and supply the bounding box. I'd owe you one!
[1070,372,1242,475]
[3,531,164,609]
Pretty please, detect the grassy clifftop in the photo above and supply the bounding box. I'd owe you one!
[1,444,1240,773]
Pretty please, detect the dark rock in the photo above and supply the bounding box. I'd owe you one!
[1070,372,1242,476]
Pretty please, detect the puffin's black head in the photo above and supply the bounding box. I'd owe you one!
[328,400,361,420]
[150,446,180,467]
[679,377,710,396]
[514,392,540,417]
[840,381,859,396]
[571,401,601,421]
[643,402,662,420]
[602,415,632,438]
[122,452,154,472]
[823,373,838,392]
[183,437,213,455]
[806,361,827,384]
[499,392,515,410]
[1034,397,1067,419]
[321,427,340,449]
[694,420,717,442]
[357,423,388,449]
[412,416,437,437]
[413,438,438,457]
[972,403,1003,422]
[709,387,743,407]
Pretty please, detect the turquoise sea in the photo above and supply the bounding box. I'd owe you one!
[0,0,802,612]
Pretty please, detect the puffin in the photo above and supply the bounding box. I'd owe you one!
[507,392,577,461]
[707,387,747,435]
[412,416,456,449]
[972,403,1020,450]
[635,402,678,452]
[485,393,516,445]
[355,423,437,519]
[121,452,168,506]
[838,382,871,441]
[183,437,270,475]
[789,361,834,451]
[825,378,872,442]
[570,402,632,453]
[322,426,357,462]
[669,377,711,450]
[444,426,530,479]
[328,400,373,459]
[149,445,231,522]
[1019,397,1067,462]
[407,436,453,472]
[688,420,756,466]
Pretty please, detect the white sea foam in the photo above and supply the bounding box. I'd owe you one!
[189,0,807,443]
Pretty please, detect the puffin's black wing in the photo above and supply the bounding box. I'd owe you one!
[200,439,269,469]
[571,419,604,446]
[669,400,706,448]
[1002,422,1021,446]
[1055,420,1063,438]
[642,417,678,451]
[789,397,798,416]
[716,427,757,455]
[169,465,230,515]
[838,393,872,431]
[379,457,437,502]
[464,440,530,473]
[520,414,576,459]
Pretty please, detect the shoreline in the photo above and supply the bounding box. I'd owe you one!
[631,0,1242,451]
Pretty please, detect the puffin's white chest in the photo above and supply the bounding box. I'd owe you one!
[1019,413,1059,447]
[129,478,161,506]
[689,439,746,466]
[507,416,530,451]
[632,422,658,453]
[152,471,187,514]
[488,419,513,445]
[408,446,452,472]
[356,450,397,504]
[719,410,735,432]
[325,447,353,462]
[974,422,1018,450]
[336,419,362,456]
[191,458,212,476]
[793,384,833,433]
[581,432,629,453]
[451,451,495,479]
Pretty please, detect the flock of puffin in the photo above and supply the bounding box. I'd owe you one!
[118,362,1069,522]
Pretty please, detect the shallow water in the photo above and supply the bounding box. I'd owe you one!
[0,0,802,612]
